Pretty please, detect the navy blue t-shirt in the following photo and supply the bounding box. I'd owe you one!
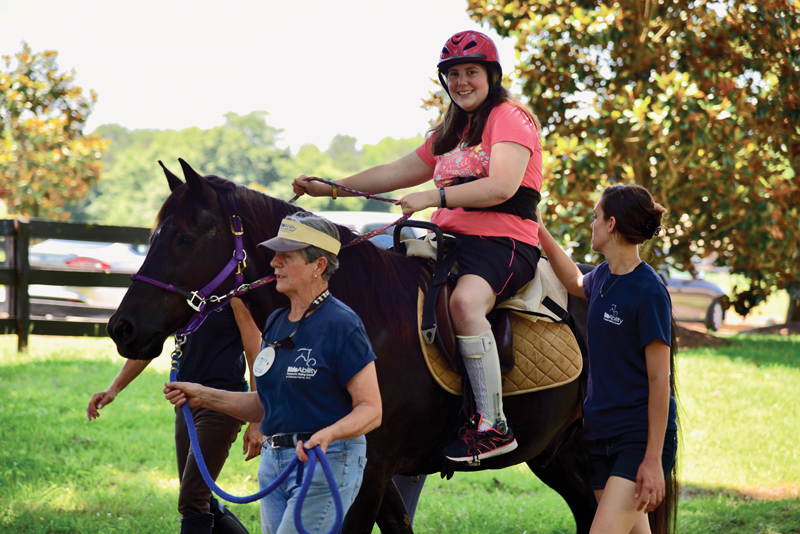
[178,303,247,392]
[255,296,377,437]
[582,261,677,439]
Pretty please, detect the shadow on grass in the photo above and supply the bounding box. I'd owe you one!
[679,483,800,534]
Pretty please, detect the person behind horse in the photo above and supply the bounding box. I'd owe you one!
[537,184,679,533]
[164,212,382,534]
[292,30,543,462]
[87,298,263,534]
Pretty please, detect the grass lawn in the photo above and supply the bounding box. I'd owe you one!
[1,333,799,533]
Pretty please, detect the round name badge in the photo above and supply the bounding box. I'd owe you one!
[253,347,276,377]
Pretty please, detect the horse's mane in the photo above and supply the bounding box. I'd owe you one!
[158,174,429,346]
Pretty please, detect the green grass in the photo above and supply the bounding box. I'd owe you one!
[678,336,800,488]
[2,334,800,533]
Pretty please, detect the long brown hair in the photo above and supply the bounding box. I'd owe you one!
[429,64,541,156]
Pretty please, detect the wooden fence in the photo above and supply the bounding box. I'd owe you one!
[0,218,151,351]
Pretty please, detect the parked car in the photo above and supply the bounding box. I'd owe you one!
[661,268,727,331]
[26,239,147,319]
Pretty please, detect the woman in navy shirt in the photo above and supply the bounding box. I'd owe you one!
[538,184,678,534]
[165,212,382,534]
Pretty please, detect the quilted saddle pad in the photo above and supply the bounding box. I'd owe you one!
[417,289,583,396]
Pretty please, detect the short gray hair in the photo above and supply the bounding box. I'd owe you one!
[285,212,340,281]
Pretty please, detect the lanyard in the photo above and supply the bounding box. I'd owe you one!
[261,289,331,351]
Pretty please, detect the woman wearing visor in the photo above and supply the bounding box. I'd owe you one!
[164,212,382,534]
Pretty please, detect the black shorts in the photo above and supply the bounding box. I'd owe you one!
[448,231,541,305]
[585,430,678,490]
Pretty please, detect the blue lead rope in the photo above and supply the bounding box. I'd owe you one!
[171,365,344,534]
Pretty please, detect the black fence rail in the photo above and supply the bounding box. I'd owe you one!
[0,219,151,351]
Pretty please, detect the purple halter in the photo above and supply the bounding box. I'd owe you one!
[130,215,246,336]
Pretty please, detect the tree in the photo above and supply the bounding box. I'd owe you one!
[74,112,292,227]
[0,43,108,219]
[467,0,800,315]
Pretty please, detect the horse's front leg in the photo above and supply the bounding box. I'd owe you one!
[342,461,391,534]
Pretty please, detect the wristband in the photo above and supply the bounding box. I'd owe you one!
[439,187,447,208]
[331,185,338,200]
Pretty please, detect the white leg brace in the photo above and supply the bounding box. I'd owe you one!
[457,327,506,429]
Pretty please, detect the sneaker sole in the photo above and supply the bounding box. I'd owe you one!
[445,439,518,462]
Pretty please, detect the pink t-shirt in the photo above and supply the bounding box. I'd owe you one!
[415,103,542,247]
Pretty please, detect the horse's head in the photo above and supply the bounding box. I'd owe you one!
[108,159,273,360]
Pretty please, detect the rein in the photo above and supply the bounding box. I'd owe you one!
[293,177,410,246]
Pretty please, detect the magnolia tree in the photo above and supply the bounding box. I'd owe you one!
[0,43,108,219]
[463,0,800,317]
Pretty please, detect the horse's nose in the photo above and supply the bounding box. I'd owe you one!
[108,313,135,346]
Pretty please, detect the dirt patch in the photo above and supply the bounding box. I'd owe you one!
[675,324,737,350]
[675,321,800,350]
[740,321,800,336]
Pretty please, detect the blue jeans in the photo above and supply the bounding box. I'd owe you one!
[257,437,368,534]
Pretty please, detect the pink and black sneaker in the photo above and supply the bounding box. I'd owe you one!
[442,414,518,462]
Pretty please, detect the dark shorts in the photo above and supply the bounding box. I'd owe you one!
[448,231,541,305]
[585,430,678,490]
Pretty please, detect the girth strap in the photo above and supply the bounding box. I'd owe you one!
[421,240,460,344]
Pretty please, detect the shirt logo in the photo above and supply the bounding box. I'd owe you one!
[603,304,623,326]
[286,348,317,379]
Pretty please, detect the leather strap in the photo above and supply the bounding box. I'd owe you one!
[266,432,315,449]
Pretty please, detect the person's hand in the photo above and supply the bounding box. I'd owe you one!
[397,190,437,216]
[295,428,333,463]
[243,422,264,461]
[634,455,666,513]
[163,381,206,409]
[87,390,117,421]
[292,175,330,198]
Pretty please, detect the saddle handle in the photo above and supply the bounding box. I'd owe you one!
[393,220,445,264]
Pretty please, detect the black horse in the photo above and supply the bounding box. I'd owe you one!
[108,160,598,533]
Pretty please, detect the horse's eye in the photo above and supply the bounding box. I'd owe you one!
[178,235,195,247]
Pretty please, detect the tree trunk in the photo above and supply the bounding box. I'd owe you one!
[787,293,800,324]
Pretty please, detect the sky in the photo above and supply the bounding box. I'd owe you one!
[0,0,518,154]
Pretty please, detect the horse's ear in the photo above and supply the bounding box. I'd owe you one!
[178,158,204,195]
[159,160,183,191]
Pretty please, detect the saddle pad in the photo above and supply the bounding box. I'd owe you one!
[496,256,569,322]
[417,290,583,396]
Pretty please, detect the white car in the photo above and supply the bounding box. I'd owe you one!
[314,211,427,242]
[27,239,147,317]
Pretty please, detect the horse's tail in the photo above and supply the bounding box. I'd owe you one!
[649,314,681,534]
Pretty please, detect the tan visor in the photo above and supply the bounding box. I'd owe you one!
[258,219,341,255]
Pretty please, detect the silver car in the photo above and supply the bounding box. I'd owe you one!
[661,268,727,331]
